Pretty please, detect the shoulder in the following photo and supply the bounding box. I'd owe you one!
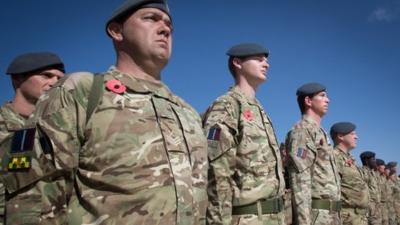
[173,95,202,121]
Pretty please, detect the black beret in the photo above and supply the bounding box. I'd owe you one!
[106,0,170,33]
[376,158,385,166]
[360,151,376,160]
[226,43,269,58]
[296,82,326,96]
[387,161,397,168]
[330,122,356,139]
[6,52,64,76]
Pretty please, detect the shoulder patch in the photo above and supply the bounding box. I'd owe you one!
[11,128,36,153]
[207,127,221,141]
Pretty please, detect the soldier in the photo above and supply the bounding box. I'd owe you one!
[359,151,381,225]
[29,0,208,224]
[285,83,341,225]
[203,43,285,225]
[387,162,400,225]
[384,163,396,225]
[377,159,389,225]
[330,122,369,225]
[0,52,65,224]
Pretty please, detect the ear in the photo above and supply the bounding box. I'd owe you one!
[232,57,242,71]
[304,95,313,108]
[107,22,124,42]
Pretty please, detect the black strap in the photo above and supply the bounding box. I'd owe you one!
[86,74,104,124]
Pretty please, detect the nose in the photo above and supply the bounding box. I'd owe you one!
[158,20,172,38]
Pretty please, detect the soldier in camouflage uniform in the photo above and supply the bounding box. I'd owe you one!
[30,0,208,224]
[285,83,341,225]
[330,122,369,225]
[203,43,285,225]
[376,159,389,225]
[0,52,65,225]
[384,164,396,225]
[359,151,381,225]
[387,162,400,225]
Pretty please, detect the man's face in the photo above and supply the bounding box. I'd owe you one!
[119,8,173,67]
[18,68,64,103]
[378,165,386,174]
[339,131,358,150]
[238,54,269,84]
[308,91,330,116]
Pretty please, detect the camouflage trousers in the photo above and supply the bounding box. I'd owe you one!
[311,209,341,225]
[381,202,389,225]
[284,190,292,225]
[231,211,285,225]
[341,207,368,225]
[368,201,382,225]
[388,202,396,225]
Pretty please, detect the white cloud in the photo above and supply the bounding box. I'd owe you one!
[368,8,397,22]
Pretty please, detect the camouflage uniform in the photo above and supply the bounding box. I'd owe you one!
[0,103,71,225]
[285,115,341,225]
[379,174,389,225]
[334,147,369,225]
[387,179,396,225]
[361,167,382,225]
[204,86,285,225]
[393,177,400,225]
[34,67,208,225]
[0,103,27,224]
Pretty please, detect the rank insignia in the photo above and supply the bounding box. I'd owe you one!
[208,127,221,141]
[11,128,36,153]
[296,148,308,159]
[8,155,31,170]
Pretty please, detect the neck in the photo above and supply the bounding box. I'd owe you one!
[11,92,36,118]
[115,52,162,83]
[304,110,322,125]
[336,143,351,153]
[235,76,259,98]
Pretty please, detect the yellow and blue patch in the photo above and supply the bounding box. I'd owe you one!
[8,155,31,170]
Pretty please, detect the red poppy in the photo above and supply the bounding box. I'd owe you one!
[106,79,126,94]
[243,110,253,121]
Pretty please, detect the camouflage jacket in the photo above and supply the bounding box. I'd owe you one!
[334,147,369,209]
[285,115,341,225]
[0,102,72,225]
[0,103,27,224]
[379,174,389,203]
[393,177,400,222]
[203,86,285,225]
[361,166,381,203]
[34,67,208,225]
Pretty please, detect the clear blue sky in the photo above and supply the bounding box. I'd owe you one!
[1,0,399,167]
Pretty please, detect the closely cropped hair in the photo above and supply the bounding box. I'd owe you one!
[297,93,320,114]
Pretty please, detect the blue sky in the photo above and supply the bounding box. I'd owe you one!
[1,0,399,167]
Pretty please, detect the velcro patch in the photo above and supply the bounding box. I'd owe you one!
[8,155,31,170]
[11,128,36,153]
[207,127,221,141]
[296,148,308,159]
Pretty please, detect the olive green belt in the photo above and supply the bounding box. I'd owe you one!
[312,199,341,212]
[232,197,284,215]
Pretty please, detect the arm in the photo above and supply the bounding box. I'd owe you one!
[204,100,238,225]
[286,128,316,225]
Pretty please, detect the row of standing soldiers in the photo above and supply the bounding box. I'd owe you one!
[1,0,399,224]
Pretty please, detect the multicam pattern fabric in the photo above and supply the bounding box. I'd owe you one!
[334,147,369,225]
[0,103,26,225]
[378,174,389,225]
[0,103,70,225]
[35,67,208,225]
[387,179,396,225]
[285,115,341,225]
[203,86,285,225]
[393,177,400,225]
[361,167,382,225]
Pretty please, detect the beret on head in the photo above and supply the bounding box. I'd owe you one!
[296,82,326,96]
[360,151,376,160]
[387,161,397,168]
[6,52,64,75]
[376,159,385,166]
[226,43,269,58]
[330,122,356,140]
[106,0,170,35]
